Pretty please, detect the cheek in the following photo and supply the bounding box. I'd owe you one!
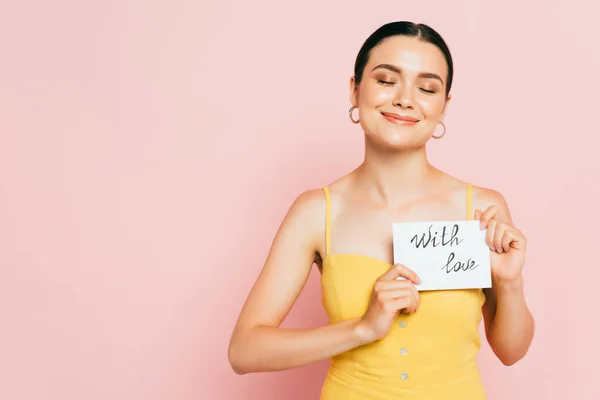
[361,85,394,105]
[417,98,445,118]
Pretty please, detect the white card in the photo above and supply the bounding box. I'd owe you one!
[392,220,491,291]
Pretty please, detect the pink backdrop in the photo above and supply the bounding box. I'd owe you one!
[1,1,599,399]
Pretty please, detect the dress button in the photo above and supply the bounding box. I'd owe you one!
[401,373,409,380]
[400,348,408,355]
[399,321,407,328]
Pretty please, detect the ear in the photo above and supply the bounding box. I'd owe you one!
[349,76,359,107]
[439,93,452,121]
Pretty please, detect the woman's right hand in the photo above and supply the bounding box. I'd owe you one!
[358,264,421,342]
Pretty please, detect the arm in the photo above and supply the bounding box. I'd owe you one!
[227,190,371,375]
[475,187,535,366]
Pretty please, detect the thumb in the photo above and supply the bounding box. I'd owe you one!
[474,209,482,220]
[381,264,421,284]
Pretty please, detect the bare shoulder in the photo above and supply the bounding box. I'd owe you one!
[278,187,327,251]
[291,174,354,221]
[471,183,513,225]
[472,184,507,205]
[287,188,327,226]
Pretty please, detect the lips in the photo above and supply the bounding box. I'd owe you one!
[381,112,419,125]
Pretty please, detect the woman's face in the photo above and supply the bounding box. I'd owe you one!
[350,35,450,150]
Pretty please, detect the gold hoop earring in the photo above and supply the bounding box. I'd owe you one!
[349,106,360,124]
[433,122,446,139]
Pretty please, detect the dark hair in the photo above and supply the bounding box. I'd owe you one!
[354,21,454,97]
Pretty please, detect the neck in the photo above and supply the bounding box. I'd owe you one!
[354,139,439,207]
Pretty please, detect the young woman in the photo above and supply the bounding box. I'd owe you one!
[228,21,535,399]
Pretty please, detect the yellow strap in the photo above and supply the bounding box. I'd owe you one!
[466,182,473,221]
[323,187,331,256]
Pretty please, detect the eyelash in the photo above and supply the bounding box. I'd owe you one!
[377,80,436,94]
[378,79,395,86]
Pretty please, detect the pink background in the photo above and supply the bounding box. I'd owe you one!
[1,1,599,399]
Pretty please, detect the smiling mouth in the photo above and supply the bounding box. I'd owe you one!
[381,112,420,126]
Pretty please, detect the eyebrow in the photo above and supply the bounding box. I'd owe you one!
[371,63,444,84]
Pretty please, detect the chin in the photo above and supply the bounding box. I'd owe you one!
[368,128,425,151]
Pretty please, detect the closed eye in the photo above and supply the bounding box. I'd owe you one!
[377,79,395,86]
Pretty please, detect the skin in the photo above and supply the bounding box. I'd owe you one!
[228,35,534,375]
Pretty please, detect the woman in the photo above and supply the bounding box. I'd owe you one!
[228,21,535,399]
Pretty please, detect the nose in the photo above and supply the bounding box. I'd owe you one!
[393,84,414,109]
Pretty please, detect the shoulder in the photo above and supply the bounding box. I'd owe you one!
[280,188,327,237]
[288,175,351,219]
[288,187,327,217]
[472,184,507,206]
[471,183,513,224]
[262,188,327,262]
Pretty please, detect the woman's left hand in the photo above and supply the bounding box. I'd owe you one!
[475,206,527,283]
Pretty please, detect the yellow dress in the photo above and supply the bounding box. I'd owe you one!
[319,183,487,399]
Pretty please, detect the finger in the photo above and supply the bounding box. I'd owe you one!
[474,209,483,221]
[378,264,404,281]
[400,287,420,314]
[486,219,497,251]
[501,229,513,252]
[509,229,527,250]
[376,288,413,302]
[387,297,414,313]
[393,295,419,314]
[379,263,421,284]
[479,205,498,230]
[395,264,421,285]
[406,292,420,314]
[494,223,508,253]
[411,285,420,310]
[374,279,417,292]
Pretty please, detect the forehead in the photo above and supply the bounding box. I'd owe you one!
[366,35,448,78]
